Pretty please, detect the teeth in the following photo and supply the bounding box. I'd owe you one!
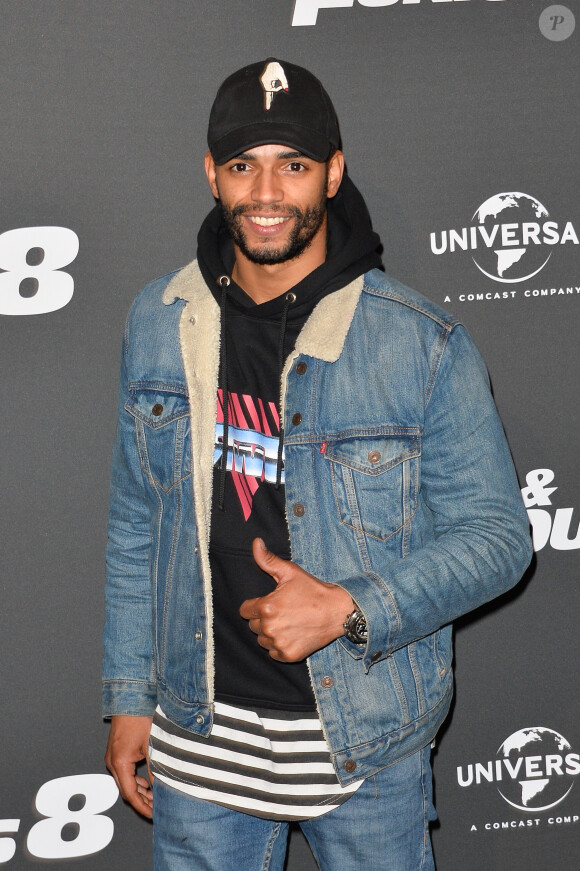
[249,216,288,226]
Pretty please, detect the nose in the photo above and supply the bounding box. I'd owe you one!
[251,168,283,206]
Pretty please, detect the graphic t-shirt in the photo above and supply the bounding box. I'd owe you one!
[210,304,316,710]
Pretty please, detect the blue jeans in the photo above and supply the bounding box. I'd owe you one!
[152,746,437,870]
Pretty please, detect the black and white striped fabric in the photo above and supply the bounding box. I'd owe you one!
[149,702,364,820]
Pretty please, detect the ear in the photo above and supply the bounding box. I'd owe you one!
[204,151,220,199]
[326,150,345,199]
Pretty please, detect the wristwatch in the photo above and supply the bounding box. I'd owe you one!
[343,605,368,645]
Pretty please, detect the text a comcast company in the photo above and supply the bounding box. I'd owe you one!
[451,285,580,304]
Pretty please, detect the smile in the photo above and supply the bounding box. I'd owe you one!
[247,216,290,227]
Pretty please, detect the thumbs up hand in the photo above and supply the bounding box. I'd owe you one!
[239,538,355,662]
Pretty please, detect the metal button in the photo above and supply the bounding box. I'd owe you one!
[152,403,164,416]
[321,675,334,688]
[368,450,381,464]
[344,759,357,773]
[292,412,302,426]
[371,651,383,663]
[293,503,305,517]
[195,631,203,641]
[296,362,307,375]
[195,714,204,725]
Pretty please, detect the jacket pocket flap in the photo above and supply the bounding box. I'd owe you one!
[125,388,189,429]
[325,434,420,476]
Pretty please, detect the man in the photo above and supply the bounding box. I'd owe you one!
[103,58,531,870]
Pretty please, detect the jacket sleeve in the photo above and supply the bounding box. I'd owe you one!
[337,323,533,671]
[102,323,157,717]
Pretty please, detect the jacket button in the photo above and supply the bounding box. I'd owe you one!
[293,503,305,517]
[371,651,383,662]
[195,631,203,641]
[321,675,334,688]
[344,759,357,773]
[368,450,381,464]
[152,403,164,416]
[296,362,307,375]
[292,412,302,426]
[195,714,204,725]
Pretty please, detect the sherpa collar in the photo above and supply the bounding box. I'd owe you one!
[162,259,363,364]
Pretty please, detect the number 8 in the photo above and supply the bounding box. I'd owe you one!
[27,774,119,859]
[0,227,79,315]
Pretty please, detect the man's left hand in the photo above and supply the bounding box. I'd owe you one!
[239,538,354,661]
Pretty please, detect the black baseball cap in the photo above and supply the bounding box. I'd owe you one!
[207,58,341,164]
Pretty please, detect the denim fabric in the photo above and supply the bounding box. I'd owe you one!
[152,746,436,871]
[103,264,532,783]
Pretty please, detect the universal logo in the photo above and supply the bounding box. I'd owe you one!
[522,469,580,552]
[458,727,579,819]
[430,193,578,284]
[292,0,509,27]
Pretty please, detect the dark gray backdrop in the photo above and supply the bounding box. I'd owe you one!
[2,2,578,869]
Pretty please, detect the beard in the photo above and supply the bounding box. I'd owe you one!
[219,180,328,266]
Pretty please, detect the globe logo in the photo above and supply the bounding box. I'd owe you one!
[471,193,552,284]
[430,193,578,280]
[496,727,576,812]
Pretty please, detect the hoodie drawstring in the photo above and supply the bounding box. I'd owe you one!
[217,275,230,511]
[275,292,295,489]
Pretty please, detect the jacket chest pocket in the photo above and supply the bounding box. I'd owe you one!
[125,389,191,493]
[326,433,420,542]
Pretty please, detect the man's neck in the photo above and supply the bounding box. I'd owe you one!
[231,225,328,304]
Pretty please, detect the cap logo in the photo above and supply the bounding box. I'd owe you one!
[259,61,289,111]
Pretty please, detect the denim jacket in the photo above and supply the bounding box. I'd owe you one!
[103,262,531,784]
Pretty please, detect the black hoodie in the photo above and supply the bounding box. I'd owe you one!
[197,174,382,711]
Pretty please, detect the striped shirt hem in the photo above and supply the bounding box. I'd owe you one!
[149,702,363,821]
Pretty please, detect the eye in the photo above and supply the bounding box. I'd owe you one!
[230,162,251,173]
[286,161,306,172]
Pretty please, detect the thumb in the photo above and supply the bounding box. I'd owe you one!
[252,538,286,585]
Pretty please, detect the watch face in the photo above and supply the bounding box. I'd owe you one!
[345,609,367,644]
[354,614,367,640]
